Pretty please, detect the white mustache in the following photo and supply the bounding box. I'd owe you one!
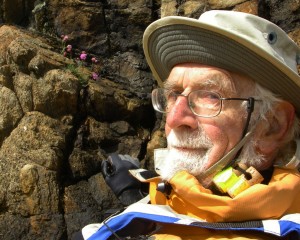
[167,129,213,149]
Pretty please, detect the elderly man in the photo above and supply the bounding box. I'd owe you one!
[80,10,300,240]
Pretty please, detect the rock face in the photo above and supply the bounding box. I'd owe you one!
[0,0,298,239]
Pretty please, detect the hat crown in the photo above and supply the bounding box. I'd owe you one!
[199,10,300,74]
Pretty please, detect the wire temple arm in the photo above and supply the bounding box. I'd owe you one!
[224,97,256,169]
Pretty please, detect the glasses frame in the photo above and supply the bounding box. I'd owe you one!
[152,88,258,118]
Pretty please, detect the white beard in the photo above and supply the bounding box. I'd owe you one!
[160,128,213,183]
[159,128,265,187]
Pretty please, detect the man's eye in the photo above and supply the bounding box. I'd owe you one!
[167,92,178,102]
[202,92,219,99]
[192,91,220,108]
[198,92,219,101]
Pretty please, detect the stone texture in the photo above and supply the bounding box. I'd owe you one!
[0,112,71,239]
[233,0,258,15]
[13,73,35,112]
[32,69,80,118]
[209,0,247,9]
[0,85,23,144]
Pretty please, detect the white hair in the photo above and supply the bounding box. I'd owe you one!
[239,82,300,168]
[253,82,299,141]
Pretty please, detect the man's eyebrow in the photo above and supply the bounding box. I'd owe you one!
[164,77,225,90]
[198,78,224,88]
[164,80,178,90]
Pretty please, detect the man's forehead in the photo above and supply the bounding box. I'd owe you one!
[165,64,239,92]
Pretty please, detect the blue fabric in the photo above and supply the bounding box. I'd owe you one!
[278,219,300,237]
[86,203,300,240]
[88,211,180,240]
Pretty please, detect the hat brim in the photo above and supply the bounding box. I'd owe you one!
[143,17,300,115]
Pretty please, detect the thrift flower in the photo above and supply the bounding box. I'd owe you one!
[66,45,72,52]
[91,57,98,63]
[80,51,87,61]
[91,72,100,80]
[62,35,69,42]
[61,35,69,54]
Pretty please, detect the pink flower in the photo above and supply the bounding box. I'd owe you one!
[91,72,100,80]
[62,35,69,42]
[80,51,87,61]
[66,45,72,52]
[91,57,98,63]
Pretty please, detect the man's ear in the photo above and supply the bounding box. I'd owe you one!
[256,101,295,155]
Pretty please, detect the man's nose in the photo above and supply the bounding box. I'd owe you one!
[166,96,198,129]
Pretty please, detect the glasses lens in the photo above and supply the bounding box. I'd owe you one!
[189,90,221,117]
[151,89,222,117]
[152,88,167,113]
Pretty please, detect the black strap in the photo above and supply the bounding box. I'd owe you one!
[139,170,159,179]
[190,220,263,229]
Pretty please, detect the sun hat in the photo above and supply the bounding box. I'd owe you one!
[143,10,300,114]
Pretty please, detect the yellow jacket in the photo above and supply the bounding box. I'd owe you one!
[148,168,300,239]
[82,168,300,240]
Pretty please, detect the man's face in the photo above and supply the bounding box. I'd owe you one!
[160,63,255,183]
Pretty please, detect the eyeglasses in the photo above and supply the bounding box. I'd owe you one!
[152,88,260,118]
